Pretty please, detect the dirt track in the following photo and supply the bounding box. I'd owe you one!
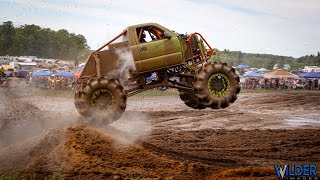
[0,86,319,179]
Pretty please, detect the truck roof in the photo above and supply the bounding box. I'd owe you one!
[126,22,161,30]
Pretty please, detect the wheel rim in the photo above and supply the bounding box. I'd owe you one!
[90,89,115,111]
[207,73,230,97]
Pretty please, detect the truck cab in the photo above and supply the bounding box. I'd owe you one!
[127,23,185,72]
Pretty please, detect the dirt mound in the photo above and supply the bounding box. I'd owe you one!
[0,129,66,171]
[0,126,212,179]
[64,126,210,179]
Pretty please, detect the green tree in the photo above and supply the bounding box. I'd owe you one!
[277,56,284,69]
[0,21,89,60]
[235,51,243,66]
[0,21,15,55]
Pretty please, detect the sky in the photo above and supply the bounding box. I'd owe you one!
[0,0,319,58]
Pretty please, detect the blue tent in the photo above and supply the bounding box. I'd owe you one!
[31,70,51,77]
[55,71,74,78]
[244,71,262,77]
[236,65,250,69]
[299,71,320,78]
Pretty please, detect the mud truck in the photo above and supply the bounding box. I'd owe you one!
[74,23,240,124]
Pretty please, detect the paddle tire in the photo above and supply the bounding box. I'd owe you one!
[179,73,206,109]
[74,78,127,125]
[194,62,240,109]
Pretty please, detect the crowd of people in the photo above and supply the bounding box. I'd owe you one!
[29,75,74,90]
[242,77,319,90]
[0,71,74,90]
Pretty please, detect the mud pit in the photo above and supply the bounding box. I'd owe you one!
[0,86,319,179]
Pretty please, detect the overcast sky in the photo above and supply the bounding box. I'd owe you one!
[1,0,319,58]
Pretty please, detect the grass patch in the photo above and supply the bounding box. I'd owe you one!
[0,172,65,180]
[29,88,180,98]
[135,88,319,96]
[240,88,320,94]
[27,87,318,98]
[0,171,23,180]
[136,89,179,96]
[28,88,74,98]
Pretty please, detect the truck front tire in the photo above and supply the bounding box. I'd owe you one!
[74,78,127,125]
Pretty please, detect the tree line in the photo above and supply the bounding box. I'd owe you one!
[211,49,320,70]
[0,21,90,61]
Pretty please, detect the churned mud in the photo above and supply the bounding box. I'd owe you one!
[0,85,319,179]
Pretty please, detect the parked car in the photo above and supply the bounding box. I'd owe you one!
[57,67,70,72]
[41,69,51,73]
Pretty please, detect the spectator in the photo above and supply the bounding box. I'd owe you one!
[265,78,269,90]
[0,70,5,85]
[314,79,318,90]
[274,78,279,89]
[307,79,312,90]
[259,78,265,89]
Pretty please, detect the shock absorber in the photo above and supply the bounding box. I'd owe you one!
[93,52,101,78]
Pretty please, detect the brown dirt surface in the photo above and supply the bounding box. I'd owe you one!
[0,86,319,179]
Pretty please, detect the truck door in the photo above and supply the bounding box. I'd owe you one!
[135,26,183,72]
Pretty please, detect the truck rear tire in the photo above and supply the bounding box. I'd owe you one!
[179,72,206,109]
[194,62,240,109]
[74,78,127,125]
[179,90,206,109]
